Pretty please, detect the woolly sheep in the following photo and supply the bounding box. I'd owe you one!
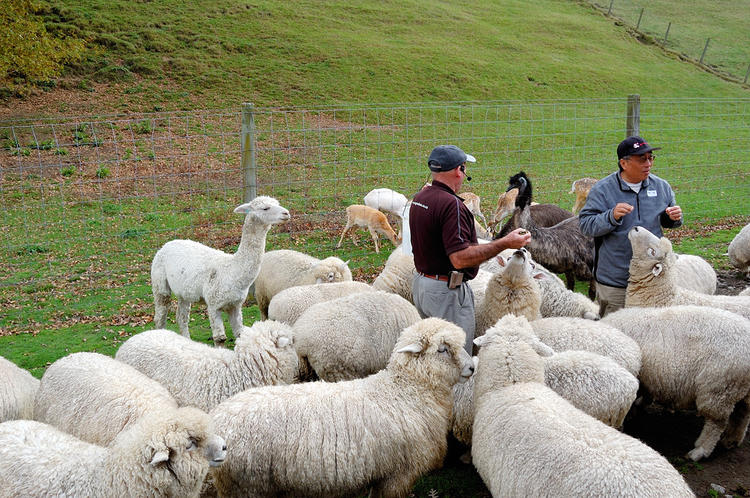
[470,315,694,497]
[475,247,543,334]
[626,226,750,320]
[673,253,717,294]
[0,407,225,497]
[115,321,298,412]
[741,287,750,296]
[371,244,415,302]
[268,280,375,325]
[35,352,177,446]
[209,317,474,498]
[293,290,421,381]
[151,195,290,345]
[603,305,750,461]
[253,249,352,319]
[452,316,637,445]
[728,222,750,275]
[0,356,39,422]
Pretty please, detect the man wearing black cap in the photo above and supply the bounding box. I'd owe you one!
[409,145,531,353]
[579,136,682,317]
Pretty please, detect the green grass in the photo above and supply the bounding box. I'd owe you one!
[18,0,747,115]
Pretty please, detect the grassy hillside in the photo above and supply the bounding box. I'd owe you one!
[3,0,748,117]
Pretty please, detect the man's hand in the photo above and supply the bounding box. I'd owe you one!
[665,205,682,221]
[498,227,532,250]
[612,203,634,221]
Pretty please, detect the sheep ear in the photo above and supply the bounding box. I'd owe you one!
[659,237,673,254]
[233,203,251,214]
[652,263,663,276]
[396,342,424,354]
[532,270,545,280]
[277,336,291,348]
[496,256,506,267]
[473,335,488,347]
[533,341,555,357]
[150,450,170,465]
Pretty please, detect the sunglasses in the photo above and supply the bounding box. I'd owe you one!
[628,154,655,163]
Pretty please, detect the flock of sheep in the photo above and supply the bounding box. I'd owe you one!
[1,172,750,497]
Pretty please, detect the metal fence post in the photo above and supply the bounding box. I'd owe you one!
[607,0,614,16]
[663,22,671,44]
[700,38,710,64]
[636,8,644,30]
[241,102,257,202]
[626,94,640,137]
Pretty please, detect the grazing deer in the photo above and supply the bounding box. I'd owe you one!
[336,204,401,253]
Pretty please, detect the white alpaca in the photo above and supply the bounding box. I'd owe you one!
[151,196,289,345]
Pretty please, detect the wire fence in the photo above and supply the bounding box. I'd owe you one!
[584,0,750,84]
[2,98,749,297]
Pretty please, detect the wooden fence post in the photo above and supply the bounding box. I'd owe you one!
[626,94,640,138]
[241,103,257,203]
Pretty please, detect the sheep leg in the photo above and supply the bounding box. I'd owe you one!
[176,298,192,337]
[688,417,727,461]
[227,303,244,340]
[368,227,380,253]
[721,395,750,448]
[369,474,415,498]
[153,292,171,328]
[207,306,227,346]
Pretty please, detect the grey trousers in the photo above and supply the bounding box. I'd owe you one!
[412,273,476,354]
[595,281,627,318]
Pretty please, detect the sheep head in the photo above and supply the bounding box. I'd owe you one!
[391,318,474,390]
[627,226,675,281]
[479,313,554,358]
[309,257,352,285]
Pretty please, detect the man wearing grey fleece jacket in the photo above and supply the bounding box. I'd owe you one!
[579,136,682,317]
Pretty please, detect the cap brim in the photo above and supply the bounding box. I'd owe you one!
[632,146,661,155]
[465,154,476,163]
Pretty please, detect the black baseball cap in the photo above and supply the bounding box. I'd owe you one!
[617,136,661,160]
[427,145,476,172]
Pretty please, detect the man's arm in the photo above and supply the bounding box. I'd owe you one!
[449,228,531,269]
[578,186,622,238]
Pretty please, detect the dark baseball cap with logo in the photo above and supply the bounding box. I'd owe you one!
[427,145,476,172]
[617,136,661,159]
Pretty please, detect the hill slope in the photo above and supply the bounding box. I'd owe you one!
[2,0,749,118]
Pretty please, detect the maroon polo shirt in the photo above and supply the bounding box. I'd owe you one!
[409,180,479,280]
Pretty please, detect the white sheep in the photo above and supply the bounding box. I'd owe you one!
[293,290,421,381]
[0,407,225,497]
[673,253,717,294]
[0,356,39,422]
[209,317,474,498]
[452,316,637,446]
[336,204,401,253]
[741,287,750,296]
[475,247,543,334]
[626,226,750,320]
[34,352,178,446]
[253,249,352,319]
[268,280,375,325]
[470,316,694,497]
[728,222,750,276]
[151,196,290,345]
[371,244,415,303]
[115,321,298,412]
[603,305,750,461]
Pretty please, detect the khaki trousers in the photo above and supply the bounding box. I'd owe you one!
[595,281,627,318]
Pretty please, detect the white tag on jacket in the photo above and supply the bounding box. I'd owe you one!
[646,189,657,197]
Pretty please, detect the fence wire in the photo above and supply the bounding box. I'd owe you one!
[2,98,749,295]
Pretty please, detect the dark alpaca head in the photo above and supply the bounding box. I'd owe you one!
[507,171,532,208]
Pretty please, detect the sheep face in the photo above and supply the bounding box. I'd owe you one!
[627,226,675,281]
[234,196,290,226]
[312,257,352,284]
[392,318,475,389]
[498,248,540,280]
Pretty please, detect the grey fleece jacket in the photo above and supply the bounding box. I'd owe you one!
[579,171,682,288]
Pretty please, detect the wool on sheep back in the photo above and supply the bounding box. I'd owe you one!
[292,290,421,381]
[626,226,750,320]
[728,223,750,275]
[268,280,375,325]
[254,249,352,319]
[371,245,416,303]
[603,305,750,461]
[115,321,298,412]
[0,407,223,497]
[150,196,290,345]
[0,356,39,423]
[209,317,474,498]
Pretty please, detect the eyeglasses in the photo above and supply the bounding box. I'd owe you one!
[628,154,655,163]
